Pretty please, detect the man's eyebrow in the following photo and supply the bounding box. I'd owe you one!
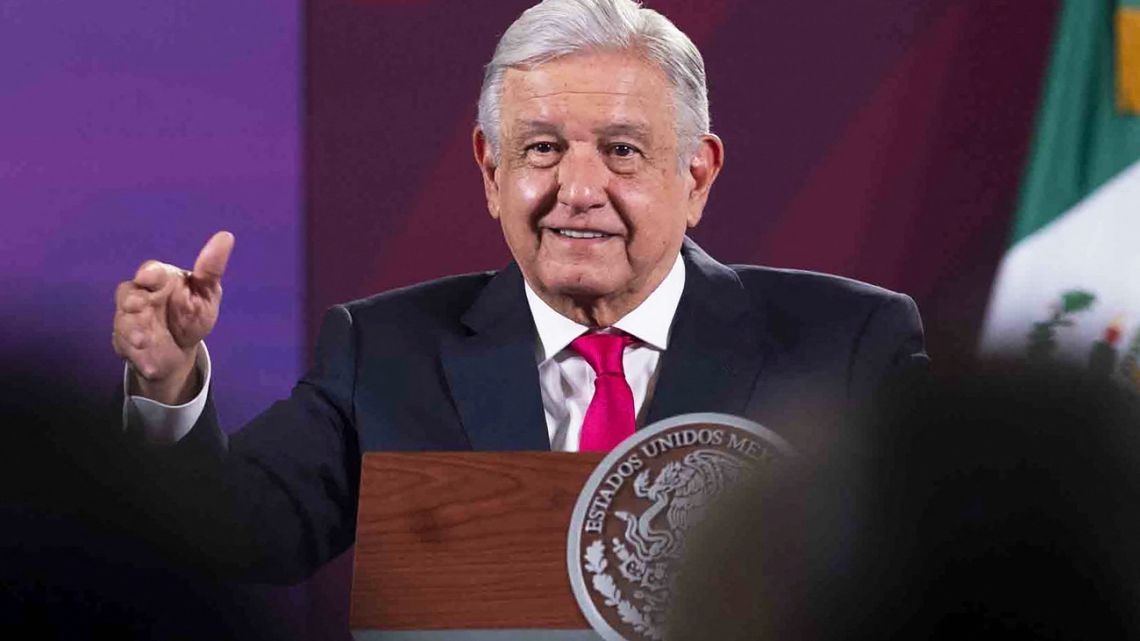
[511,120,562,138]
[594,122,652,140]
[509,120,654,141]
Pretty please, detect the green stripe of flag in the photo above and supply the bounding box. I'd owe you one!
[1011,0,1140,245]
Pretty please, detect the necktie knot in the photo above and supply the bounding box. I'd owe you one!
[570,331,635,376]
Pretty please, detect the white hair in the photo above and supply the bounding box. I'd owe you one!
[477,0,710,164]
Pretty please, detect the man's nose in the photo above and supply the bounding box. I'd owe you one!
[557,146,608,213]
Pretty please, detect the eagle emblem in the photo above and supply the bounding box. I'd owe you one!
[568,413,796,641]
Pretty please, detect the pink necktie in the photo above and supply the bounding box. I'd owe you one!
[571,332,637,452]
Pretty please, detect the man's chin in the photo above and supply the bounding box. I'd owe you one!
[535,273,626,303]
[548,282,617,300]
[527,271,646,325]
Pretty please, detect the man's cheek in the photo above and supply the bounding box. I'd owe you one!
[515,168,556,202]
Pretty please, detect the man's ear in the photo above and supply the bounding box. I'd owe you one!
[684,134,725,228]
[473,127,501,220]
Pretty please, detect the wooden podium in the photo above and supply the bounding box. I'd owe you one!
[350,452,606,639]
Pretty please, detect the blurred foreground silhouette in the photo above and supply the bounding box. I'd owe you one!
[669,366,1140,640]
[0,354,288,640]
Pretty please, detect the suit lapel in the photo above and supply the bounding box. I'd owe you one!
[646,238,771,424]
[440,263,551,451]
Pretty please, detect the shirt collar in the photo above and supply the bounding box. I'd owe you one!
[523,253,686,362]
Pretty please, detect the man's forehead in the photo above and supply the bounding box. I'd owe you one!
[500,51,668,105]
[499,51,671,136]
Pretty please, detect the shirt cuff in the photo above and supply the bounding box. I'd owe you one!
[121,343,212,445]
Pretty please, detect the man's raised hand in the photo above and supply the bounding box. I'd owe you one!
[113,231,234,404]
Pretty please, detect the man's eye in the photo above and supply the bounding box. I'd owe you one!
[609,144,640,158]
[527,142,559,154]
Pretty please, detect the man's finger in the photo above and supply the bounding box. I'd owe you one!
[192,231,235,286]
[115,281,136,307]
[133,261,180,292]
[121,291,148,314]
[117,280,153,313]
[112,310,153,357]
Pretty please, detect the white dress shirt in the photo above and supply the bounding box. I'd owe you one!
[125,253,686,452]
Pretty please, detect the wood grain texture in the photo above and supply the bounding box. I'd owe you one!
[350,452,605,630]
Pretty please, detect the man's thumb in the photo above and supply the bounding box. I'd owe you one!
[192,231,235,285]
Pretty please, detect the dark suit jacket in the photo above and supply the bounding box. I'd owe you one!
[148,238,926,583]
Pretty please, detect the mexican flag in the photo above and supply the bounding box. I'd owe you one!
[980,0,1140,384]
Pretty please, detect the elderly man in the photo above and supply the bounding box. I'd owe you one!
[112,0,926,582]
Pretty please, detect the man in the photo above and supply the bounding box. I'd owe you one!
[112,0,926,582]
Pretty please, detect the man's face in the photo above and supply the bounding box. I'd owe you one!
[474,50,722,323]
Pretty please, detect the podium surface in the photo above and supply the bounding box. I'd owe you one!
[351,452,605,638]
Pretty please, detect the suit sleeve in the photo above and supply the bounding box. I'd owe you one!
[847,292,929,406]
[137,305,361,584]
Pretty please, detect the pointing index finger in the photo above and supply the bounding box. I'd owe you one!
[192,231,235,286]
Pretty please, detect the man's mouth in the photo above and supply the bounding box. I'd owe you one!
[552,228,612,239]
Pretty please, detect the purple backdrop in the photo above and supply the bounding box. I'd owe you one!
[1,0,302,427]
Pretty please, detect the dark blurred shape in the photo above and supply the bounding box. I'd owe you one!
[668,366,1140,640]
[0,354,286,640]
